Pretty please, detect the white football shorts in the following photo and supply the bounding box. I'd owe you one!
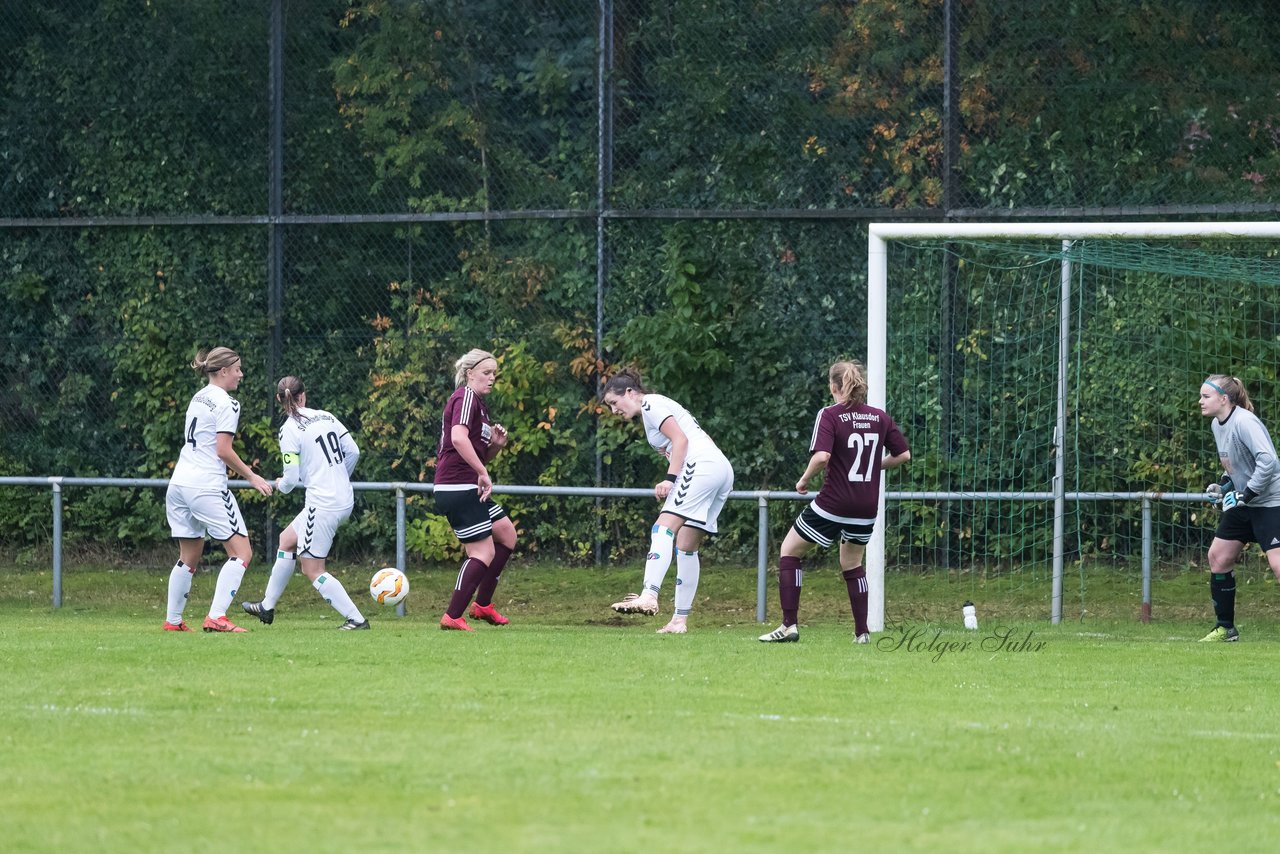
[289,504,352,559]
[166,483,248,541]
[662,454,734,534]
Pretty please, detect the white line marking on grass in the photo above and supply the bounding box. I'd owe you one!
[1075,631,1211,643]
[1188,730,1280,740]
[35,703,144,716]
[724,712,852,725]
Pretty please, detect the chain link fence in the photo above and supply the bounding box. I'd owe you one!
[4,1,1280,566]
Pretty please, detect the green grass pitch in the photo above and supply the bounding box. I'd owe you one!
[3,562,1280,852]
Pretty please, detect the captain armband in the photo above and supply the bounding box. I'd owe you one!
[282,452,300,466]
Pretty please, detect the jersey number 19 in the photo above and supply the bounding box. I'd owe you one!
[315,432,346,466]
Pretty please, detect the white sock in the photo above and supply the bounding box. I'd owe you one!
[674,549,700,616]
[208,557,247,619]
[261,550,296,609]
[165,560,194,624]
[641,525,675,597]
[314,573,364,622]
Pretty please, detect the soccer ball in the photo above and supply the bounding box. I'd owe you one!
[370,568,409,606]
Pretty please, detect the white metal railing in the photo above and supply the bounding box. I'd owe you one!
[1,476,1207,624]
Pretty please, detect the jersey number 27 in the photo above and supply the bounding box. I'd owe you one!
[846,432,880,482]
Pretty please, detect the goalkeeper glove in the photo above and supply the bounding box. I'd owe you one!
[1221,487,1256,511]
[1207,475,1236,506]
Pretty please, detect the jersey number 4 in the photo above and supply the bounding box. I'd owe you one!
[186,417,198,450]
[846,432,880,482]
[314,432,346,466]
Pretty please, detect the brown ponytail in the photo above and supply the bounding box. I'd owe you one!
[276,375,306,420]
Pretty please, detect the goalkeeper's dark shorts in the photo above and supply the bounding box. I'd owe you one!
[1214,503,1280,552]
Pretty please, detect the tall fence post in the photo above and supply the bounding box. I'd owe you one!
[593,0,615,566]
[264,0,286,558]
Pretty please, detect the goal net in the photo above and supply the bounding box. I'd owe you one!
[865,222,1280,630]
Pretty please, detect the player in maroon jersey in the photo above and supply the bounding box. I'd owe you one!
[433,349,518,631]
[759,360,910,644]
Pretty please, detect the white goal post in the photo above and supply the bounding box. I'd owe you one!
[865,220,1280,632]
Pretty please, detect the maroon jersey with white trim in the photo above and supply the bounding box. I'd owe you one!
[434,386,494,487]
[810,403,908,518]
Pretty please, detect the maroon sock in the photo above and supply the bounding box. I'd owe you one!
[842,565,868,635]
[446,557,489,619]
[779,555,802,627]
[474,543,513,607]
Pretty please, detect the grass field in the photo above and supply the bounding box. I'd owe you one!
[4,560,1280,853]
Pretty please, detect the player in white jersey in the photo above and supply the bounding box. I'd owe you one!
[601,368,734,634]
[1198,374,1280,643]
[163,347,273,633]
[241,376,366,629]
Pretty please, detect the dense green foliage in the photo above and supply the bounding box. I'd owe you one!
[3,2,1280,563]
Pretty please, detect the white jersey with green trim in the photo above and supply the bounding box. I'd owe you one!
[1213,405,1280,507]
[639,394,727,464]
[277,406,358,512]
[170,384,240,489]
